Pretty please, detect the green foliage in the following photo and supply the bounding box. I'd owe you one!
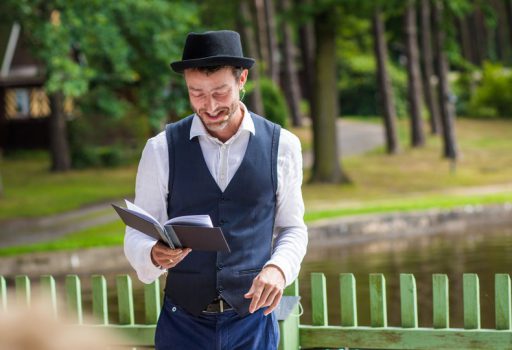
[1,0,198,131]
[246,78,289,127]
[338,54,408,117]
[467,62,512,118]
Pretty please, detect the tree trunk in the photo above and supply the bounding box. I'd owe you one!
[457,15,473,65]
[298,0,316,119]
[310,7,347,183]
[0,149,3,198]
[372,6,399,154]
[432,0,458,161]
[254,0,270,75]
[421,0,441,135]
[507,0,512,63]
[471,7,487,65]
[238,0,265,116]
[279,0,302,126]
[49,91,71,172]
[264,0,280,85]
[492,0,509,62]
[405,0,425,147]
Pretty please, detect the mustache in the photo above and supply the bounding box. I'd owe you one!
[199,108,229,116]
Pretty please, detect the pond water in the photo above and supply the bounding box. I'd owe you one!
[299,225,512,328]
[23,224,511,329]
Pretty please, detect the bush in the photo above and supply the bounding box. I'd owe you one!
[68,105,150,169]
[246,78,289,127]
[467,62,512,118]
[338,54,408,117]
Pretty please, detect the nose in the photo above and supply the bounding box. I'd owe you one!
[203,95,218,114]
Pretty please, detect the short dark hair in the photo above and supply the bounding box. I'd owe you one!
[189,66,244,80]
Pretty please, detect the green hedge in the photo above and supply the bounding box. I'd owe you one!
[338,54,408,117]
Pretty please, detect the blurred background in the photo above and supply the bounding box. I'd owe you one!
[0,0,511,329]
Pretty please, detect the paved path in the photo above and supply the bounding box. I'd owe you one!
[0,119,384,248]
[302,119,384,168]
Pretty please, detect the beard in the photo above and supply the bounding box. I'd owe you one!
[195,100,240,133]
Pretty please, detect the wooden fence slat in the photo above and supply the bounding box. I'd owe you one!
[40,275,58,317]
[432,274,449,328]
[495,274,511,330]
[370,274,387,328]
[463,273,481,329]
[92,275,109,324]
[117,274,135,325]
[15,275,30,307]
[65,275,83,324]
[311,272,328,326]
[280,279,300,350]
[144,278,161,324]
[400,274,418,328]
[0,276,6,311]
[340,273,357,327]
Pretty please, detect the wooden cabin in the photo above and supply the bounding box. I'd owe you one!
[0,22,50,151]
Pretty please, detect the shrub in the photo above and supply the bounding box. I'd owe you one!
[467,62,512,118]
[246,78,289,127]
[338,54,408,117]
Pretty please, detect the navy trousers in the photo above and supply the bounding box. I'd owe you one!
[155,297,279,350]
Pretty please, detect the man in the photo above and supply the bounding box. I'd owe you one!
[124,30,307,349]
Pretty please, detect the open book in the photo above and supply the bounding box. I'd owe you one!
[112,199,230,252]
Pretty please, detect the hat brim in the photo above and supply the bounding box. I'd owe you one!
[170,56,255,73]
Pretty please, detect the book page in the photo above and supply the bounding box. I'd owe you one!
[166,214,213,227]
[124,199,161,226]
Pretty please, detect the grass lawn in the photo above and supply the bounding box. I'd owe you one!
[0,152,136,221]
[0,117,511,255]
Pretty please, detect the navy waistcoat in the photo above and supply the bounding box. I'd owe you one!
[164,112,281,317]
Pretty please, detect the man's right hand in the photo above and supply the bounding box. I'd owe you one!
[151,241,192,270]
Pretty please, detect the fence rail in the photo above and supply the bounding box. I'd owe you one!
[1,273,511,349]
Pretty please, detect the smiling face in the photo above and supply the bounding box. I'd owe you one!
[184,67,248,142]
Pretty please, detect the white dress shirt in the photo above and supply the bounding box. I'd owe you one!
[124,104,308,287]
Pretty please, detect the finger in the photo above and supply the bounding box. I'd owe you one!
[244,284,255,299]
[263,290,283,316]
[255,285,273,311]
[249,283,264,313]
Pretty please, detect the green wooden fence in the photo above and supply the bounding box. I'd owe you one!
[1,273,511,349]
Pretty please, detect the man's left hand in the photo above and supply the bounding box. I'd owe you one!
[244,265,285,316]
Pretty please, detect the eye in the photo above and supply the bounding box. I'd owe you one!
[213,90,229,99]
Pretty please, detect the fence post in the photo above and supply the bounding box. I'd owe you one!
[463,273,481,329]
[144,278,161,324]
[65,275,83,324]
[370,274,387,327]
[311,272,328,326]
[15,275,30,308]
[279,279,300,350]
[117,275,135,325]
[433,274,449,328]
[340,273,357,327]
[0,276,6,312]
[495,274,511,330]
[40,275,58,318]
[400,273,418,328]
[92,275,109,325]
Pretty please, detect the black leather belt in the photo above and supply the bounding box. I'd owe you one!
[203,297,233,313]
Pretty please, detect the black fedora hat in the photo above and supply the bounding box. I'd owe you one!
[170,30,255,73]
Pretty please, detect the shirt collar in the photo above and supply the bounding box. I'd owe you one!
[189,102,255,141]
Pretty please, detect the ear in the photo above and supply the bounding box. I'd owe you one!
[239,69,249,88]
